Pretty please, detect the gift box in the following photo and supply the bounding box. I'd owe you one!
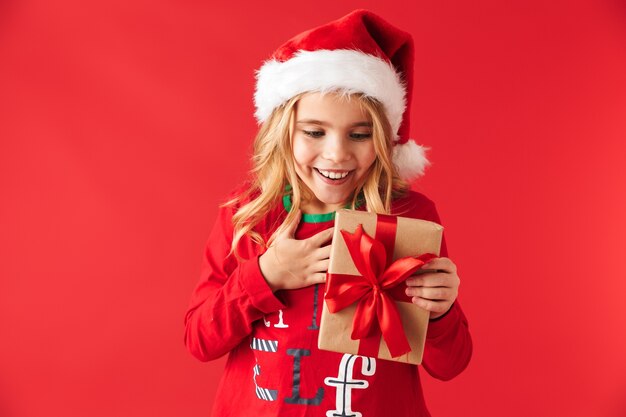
[318,209,443,364]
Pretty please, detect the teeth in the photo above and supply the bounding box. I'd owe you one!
[318,169,350,180]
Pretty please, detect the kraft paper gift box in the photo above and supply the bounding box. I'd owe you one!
[318,209,443,365]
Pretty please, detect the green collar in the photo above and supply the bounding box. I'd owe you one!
[282,193,336,223]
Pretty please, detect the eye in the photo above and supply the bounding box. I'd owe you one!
[349,132,372,141]
[303,130,325,138]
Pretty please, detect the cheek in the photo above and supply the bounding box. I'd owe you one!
[292,138,315,167]
[359,144,377,169]
[292,149,306,166]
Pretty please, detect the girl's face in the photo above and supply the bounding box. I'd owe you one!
[292,92,377,214]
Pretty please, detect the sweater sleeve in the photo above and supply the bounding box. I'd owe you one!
[419,198,473,381]
[184,203,285,362]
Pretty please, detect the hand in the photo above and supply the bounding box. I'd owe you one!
[259,210,334,292]
[404,257,460,319]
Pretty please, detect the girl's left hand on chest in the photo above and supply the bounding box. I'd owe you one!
[404,257,460,320]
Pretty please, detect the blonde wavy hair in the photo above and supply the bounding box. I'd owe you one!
[226,91,408,256]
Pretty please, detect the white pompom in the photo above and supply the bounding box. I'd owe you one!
[392,140,430,180]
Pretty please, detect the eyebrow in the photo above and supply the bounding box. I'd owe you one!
[296,119,373,128]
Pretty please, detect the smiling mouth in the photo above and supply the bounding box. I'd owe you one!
[315,168,352,180]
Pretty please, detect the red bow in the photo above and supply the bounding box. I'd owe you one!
[325,220,435,358]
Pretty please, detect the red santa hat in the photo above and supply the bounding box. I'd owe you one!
[254,9,429,180]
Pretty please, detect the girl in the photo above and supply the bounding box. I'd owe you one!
[185,9,472,417]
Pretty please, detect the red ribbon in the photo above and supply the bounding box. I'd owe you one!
[325,215,436,358]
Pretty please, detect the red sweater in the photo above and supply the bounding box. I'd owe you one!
[185,188,472,417]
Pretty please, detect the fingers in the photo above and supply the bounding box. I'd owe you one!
[411,297,452,314]
[405,260,460,311]
[406,267,458,314]
[309,272,328,285]
[405,285,456,300]
[311,258,330,273]
[406,272,459,288]
[420,257,456,274]
[314,244,332,260]
[284,210,302,238]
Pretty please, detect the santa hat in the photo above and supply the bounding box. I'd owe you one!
[253,9,429,180]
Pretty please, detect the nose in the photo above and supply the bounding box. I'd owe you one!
[322,134,351,163]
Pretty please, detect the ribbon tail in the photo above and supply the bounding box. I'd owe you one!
[351,293,378,340]
[378,293,412,357]
[357,329,382,358]
[353,290,382,359]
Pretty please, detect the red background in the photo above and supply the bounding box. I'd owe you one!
[1,1,626,416]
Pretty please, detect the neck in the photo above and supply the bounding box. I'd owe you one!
[299,199,345,215]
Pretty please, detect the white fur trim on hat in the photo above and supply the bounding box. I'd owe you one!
[254,49,406,135]
[393,140,430,180]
